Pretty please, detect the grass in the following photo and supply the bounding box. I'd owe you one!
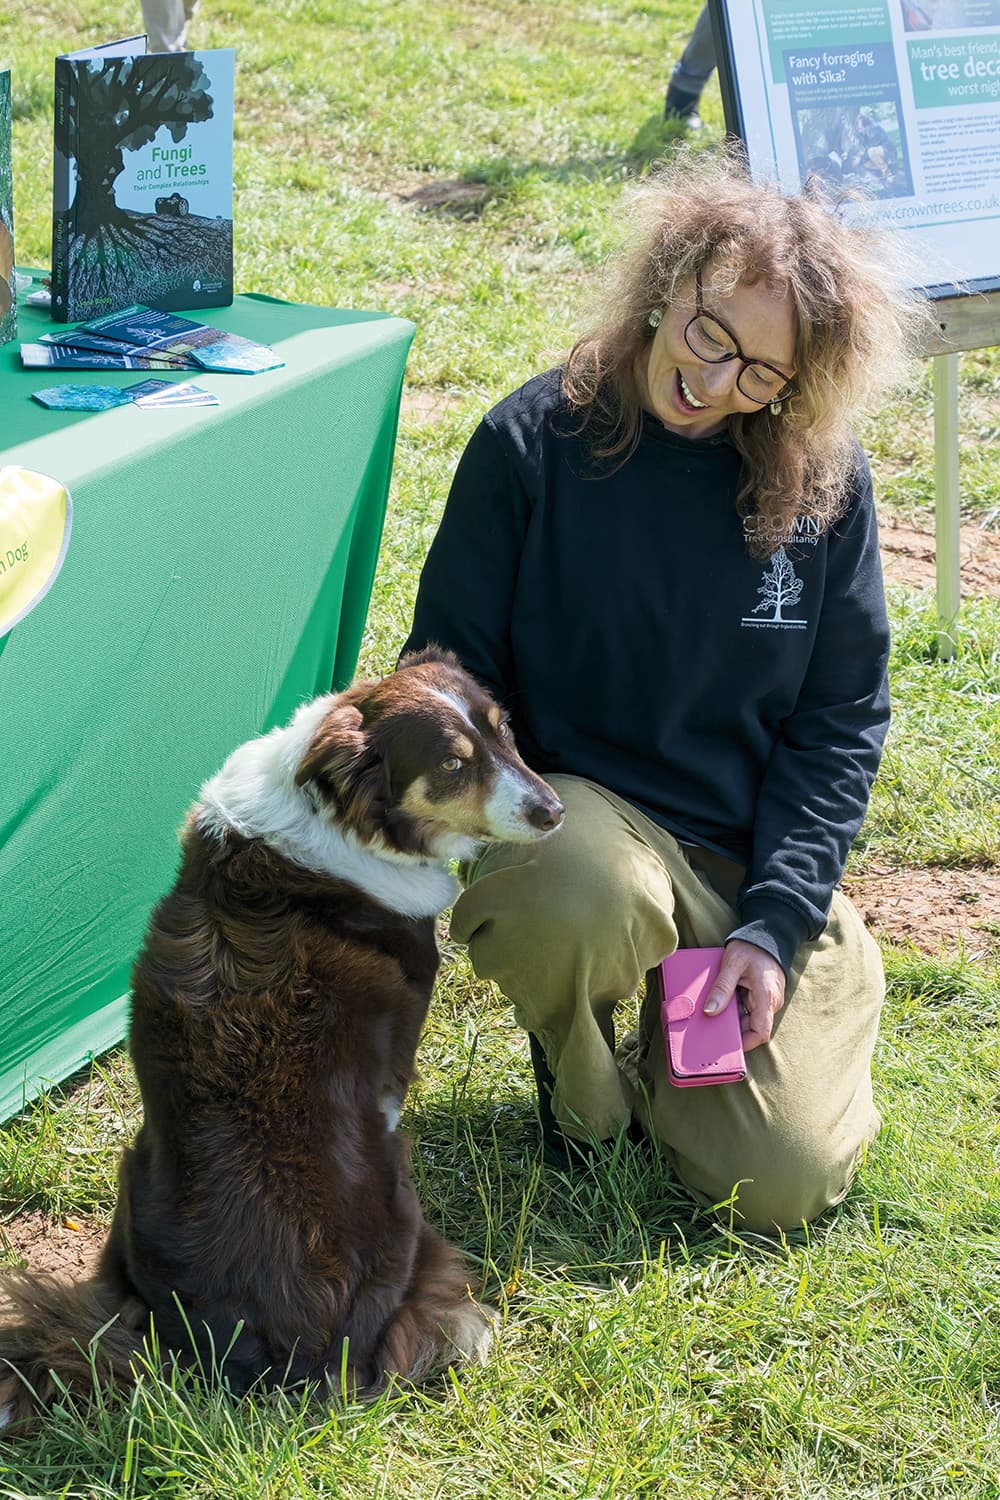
[864,592,1000,867]
[1,0,999,1495]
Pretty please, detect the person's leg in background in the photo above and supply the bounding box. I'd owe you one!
[664,4,716,128]
[141,0,200,52]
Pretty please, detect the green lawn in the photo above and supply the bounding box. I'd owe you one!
[1,1,999,1496]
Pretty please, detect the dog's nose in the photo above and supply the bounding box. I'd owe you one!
[527,797,564,832]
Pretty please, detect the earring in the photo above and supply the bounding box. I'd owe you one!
[769,398,783,416]
[648,309,663,328]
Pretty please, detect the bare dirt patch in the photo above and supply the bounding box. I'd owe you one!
[843,865,1000,960]
[399,388,465,422]
[396,177,492,217]
[374,277,448,303]
[0,1210,105,1278]
[879,517,1000,594]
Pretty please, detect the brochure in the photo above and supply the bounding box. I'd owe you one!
[22,304,283,373]
[21,344,194,371]
[62,305,284,371]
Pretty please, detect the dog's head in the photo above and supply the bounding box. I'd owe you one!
[293,648,564,860]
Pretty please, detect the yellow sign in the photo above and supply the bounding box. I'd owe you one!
[0,466,73,636]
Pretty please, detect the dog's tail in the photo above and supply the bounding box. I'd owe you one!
[0,1270,146,1435]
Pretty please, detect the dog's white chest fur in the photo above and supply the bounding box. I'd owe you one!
[196,696,459,918]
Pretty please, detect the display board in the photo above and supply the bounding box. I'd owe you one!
[711,0,1000,295]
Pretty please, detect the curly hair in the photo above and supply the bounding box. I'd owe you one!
[562,147,930,557]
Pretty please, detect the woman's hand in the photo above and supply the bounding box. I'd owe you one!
[704,939,786,1052]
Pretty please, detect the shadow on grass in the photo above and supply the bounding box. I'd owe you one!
[405,1092,826,1300]
[396,114,717,219]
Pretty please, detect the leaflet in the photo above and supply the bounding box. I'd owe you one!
[70,306,283,372]
[22,305,283,373]
[38,330,192,366]
[21,344,195,371]
[132,381,220,407]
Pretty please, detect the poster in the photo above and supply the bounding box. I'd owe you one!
[713,0,1000,293]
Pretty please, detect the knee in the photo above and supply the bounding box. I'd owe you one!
[678,1130,869,1234]
[516,877,635,948]
[458,876,614,994]
[460,870,672,1006]
[459,825,608,942]
[459,832,675,957]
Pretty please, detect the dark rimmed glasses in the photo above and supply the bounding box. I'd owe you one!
[682,271,795,405]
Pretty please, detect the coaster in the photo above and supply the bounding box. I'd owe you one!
[31,384,133,411]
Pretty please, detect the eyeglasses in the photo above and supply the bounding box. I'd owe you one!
[682,271,795,405]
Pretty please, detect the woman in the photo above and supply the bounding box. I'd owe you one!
[402,151,925,1232]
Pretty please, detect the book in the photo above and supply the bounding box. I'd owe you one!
[51,36,234,323]
[0,68,15,346]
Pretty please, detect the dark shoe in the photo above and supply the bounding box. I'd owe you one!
[664,86,703,130]
[529,1030,617,1170]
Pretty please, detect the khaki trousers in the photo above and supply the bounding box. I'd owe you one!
[452,775,885,1232]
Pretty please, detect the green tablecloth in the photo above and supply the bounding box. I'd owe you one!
[0,289,414,1122]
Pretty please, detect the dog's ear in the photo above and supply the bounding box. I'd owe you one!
[295,702,390,841]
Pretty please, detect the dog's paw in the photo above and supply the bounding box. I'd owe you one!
[444,1299,498,1366]
[0,1374,24,1436]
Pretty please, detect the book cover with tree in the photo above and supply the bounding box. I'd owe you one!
[0,69,15,346]
[51,41,234,322]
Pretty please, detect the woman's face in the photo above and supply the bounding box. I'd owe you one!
[638,274,797,440]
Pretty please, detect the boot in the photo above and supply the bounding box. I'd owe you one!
[528,1021,615,1170]
[664,84,703,130]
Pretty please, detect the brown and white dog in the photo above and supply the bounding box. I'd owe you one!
[0,648,564,1431]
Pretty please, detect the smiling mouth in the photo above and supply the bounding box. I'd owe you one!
[676,371,709,411]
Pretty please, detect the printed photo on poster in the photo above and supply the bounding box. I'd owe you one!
[785,42,913,199]
[901,1,1000,31]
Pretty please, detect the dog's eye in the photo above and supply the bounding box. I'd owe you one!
[441,756,463,772]
[497,721,510,737]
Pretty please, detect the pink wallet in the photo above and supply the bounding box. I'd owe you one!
[655,947,747,1088]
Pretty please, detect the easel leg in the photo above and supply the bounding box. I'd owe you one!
[933,352,961,660]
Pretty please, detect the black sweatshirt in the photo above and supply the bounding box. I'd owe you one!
[403,370,890,974]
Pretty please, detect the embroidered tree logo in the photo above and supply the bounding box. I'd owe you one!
[751,546,804,624]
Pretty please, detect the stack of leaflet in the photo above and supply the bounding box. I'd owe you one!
[21,305,283,374]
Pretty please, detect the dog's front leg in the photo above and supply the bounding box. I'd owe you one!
[374,1223,496,1385]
